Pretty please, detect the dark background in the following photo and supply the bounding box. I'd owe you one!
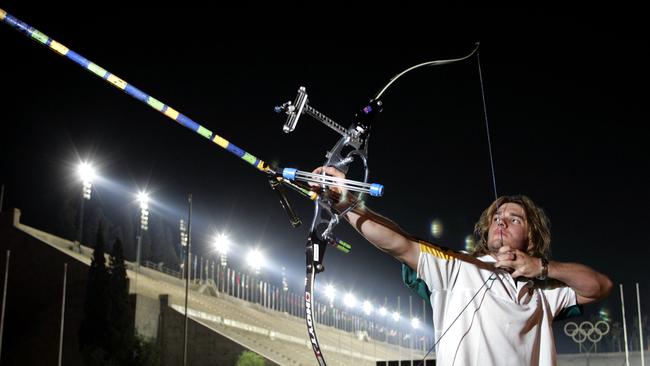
[1,5,647,353]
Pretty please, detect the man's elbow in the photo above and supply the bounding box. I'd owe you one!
[598,275,613,300]
[577,274,613,305]
[589,274,613,302]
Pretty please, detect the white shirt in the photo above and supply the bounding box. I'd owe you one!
[417,243,577,366]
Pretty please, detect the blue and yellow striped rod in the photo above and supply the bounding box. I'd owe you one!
[0,8,274,175]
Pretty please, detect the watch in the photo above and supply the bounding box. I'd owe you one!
[537,257,549,280]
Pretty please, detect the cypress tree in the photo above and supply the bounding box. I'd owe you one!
[108,239,134,365]
[108,238,134,364]
[79,222,160,365]
[79,221,111,364]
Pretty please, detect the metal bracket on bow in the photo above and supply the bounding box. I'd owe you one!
[276,86,381,168]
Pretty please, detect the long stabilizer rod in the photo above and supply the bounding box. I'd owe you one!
[0,8,380,205]
[0,8,270,173]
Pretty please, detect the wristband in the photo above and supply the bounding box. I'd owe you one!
[537,257,549,280]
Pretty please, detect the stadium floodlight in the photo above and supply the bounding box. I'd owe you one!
[430,218,443,239]
[343,293,357,308]
[325,284,336,303]
[137,191,150,209]
[247,248,264,275]
[136,190,151,270]
[362,300,374,316]
[392,311,400,322]
[465,234,476,252]
[282,266,288,292]
[75,161,96,243]
[137,191,150,230]
[214,233,230,266]
[77,162,96,190]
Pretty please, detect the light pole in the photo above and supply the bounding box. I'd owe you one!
[325,284,336,326]
[76,162,95,245]
[392,310,401,356]
[344,293,357,332]
[182,194,192,366]
[136,192,149,272]
[379,306,388,342]
[213,233,229,291]
[246,248,264,304]
[362,300,373,355]
[363,300,373,337]
[282,266,288,312]
[411,316,420,359]
[179,219,188,279]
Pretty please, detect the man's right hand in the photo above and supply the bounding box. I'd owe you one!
[310,166,347,196]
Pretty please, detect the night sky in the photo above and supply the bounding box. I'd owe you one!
[1,5,648,352]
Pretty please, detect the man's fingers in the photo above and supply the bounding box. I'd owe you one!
[324,166,344,178]
[311,166,345,177]
[308,166,347,192]
[495,259,515,268]
[496,252,515,261]
[497,246,512,254]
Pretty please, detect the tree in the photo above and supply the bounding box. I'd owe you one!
[86,205,107,248]
[108,238,134,364]
[236,351,266,366]
[132,335,160,366]
[79,222,162,365]
[79,221,111,364]
[108,223,124,252]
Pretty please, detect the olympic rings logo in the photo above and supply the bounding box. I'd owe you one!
[564,321,610,343]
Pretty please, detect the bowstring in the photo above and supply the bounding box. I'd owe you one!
[415,46,501,366]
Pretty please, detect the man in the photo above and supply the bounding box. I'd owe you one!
[314,166,612,366]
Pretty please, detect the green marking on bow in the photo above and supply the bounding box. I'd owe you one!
[87,63,107,78]
[336,239,352,253]
[146,96,164,111]
[31,30,48,44]
[197,126,212,139]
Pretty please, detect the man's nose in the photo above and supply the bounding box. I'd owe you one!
[497,218,506,228]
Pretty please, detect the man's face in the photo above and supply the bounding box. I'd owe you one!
[487,202,529,253]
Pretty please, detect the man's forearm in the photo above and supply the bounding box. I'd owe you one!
[336,199,419,268]
[344,204,411,255]
[548,261,612,304]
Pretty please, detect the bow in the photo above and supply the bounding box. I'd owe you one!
[274,87,379,365]
[274,43,480,365]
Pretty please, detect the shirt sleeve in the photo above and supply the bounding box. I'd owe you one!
[402,263,431,304]
[416,241,459,291]
[543,283,579,317]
